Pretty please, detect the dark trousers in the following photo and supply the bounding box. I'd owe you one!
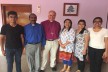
[76,55,86,72]
[88,46,105,72]
[5,48,22,72]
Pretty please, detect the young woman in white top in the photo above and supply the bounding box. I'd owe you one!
[88,17,108,72]
[75,19,89,72]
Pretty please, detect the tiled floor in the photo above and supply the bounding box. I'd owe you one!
[0,55,108,72]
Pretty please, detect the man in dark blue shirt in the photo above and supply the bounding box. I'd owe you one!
[24,13,46,72]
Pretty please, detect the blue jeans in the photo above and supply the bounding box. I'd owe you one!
[63,59,72,66]
[5,48,22,72]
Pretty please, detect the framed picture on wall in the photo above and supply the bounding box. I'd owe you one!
[63,3,79,16]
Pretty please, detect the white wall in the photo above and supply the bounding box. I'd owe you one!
[0,0,108,29]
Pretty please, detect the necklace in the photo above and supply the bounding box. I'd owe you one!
[49,22,55,36]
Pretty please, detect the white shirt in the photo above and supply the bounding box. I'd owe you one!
[88,28,108,49]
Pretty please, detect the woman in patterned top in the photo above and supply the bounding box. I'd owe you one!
[58,19,75,72]
[74,19,89,72]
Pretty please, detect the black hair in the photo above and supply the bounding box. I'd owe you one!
[62,19,72,31]
[78,19,86,34]
[93,17,103,23]
[29,13,37,19]
[8,11,18,17]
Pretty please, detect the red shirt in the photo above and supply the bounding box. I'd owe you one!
[41,20,61,40]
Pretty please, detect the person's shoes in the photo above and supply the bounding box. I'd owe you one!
[51,66,57,71]
[39,70,45,72]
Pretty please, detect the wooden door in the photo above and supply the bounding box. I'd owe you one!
[1,4,32,26]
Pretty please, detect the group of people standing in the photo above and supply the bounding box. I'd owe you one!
[0,10,108,72]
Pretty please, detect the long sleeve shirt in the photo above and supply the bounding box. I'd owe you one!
[59,28,75,53]
[41,20,61,40]
[24,23,46,46]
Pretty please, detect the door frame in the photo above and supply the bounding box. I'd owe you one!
[1,4,32,25]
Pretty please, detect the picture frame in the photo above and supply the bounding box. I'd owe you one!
[63,3,79,16]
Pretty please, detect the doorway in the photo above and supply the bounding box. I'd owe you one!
[1,4,32,26]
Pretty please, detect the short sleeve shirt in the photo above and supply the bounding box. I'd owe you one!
[88,28,108,49]
[0,24,24,49]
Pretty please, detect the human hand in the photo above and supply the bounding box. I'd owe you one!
[1,49,6,56]
[60,44,66,49]
[41,46,45,51]
[103,57,108,63]
[22,48,25,54]
[82,49,86,55]
[102,51,108,59]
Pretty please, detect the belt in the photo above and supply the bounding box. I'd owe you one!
[47,39,55,41]
[27,42,40,44]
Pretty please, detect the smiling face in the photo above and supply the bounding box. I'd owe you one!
[93,18,102,28]
[29,13,37,24]
[48,10,56,22]
[78,22,86,29]
[64,19,72,29]
[77,20,86,29]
